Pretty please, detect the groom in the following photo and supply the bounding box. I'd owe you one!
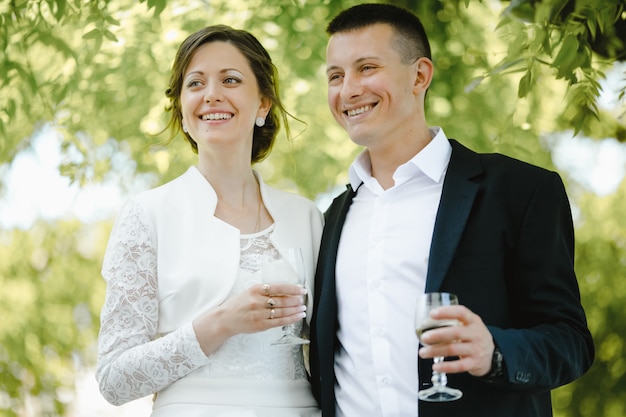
[309,4,594,417]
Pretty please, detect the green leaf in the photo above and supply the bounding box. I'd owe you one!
[518,70,532,98]
[103,29,118,42]
[82,28,101,40]
[146,0,167,17]
[552,34,579,79]
[489,57,526,77]
[586,11,598,39]
[465,75,486,93]
[54,0,66,21]
[37,31,78,60]
[4,60,38,93]
[502,0,534,22]
[534,0,552,24]
[85,14,101,24]
[105,15,121,26]
[4,98,16,117]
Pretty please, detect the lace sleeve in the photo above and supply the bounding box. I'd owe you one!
[95,200,208,406]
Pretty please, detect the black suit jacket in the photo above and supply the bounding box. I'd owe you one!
[310,139,594,417]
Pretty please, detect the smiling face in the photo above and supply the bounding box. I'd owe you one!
[326,23,429,151]
[180,41,270,156]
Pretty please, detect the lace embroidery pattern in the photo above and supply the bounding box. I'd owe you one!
[239,226,280,272]
[96,200,208,406]
[97,206,306,406]
[194,229,307,381]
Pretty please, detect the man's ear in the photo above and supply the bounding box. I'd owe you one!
[413,57,433,94]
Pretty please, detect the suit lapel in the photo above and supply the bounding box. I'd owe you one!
[316,185,358,301]
[426,140,482,292]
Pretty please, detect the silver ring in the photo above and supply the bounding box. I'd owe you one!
[267,297,276,307]
[269,308,275,319]
[262,284,270,296]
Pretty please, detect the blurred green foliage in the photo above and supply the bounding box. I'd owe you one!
[0,220,108,416]
[553,180,626,417]
[0,0,624,416]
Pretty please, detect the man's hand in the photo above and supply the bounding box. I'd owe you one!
[418,305,494,377]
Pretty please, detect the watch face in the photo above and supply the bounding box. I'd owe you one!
[485,347,503,381]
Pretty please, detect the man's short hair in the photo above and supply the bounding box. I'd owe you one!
[326,3,431,64]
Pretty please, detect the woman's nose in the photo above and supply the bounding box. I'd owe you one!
[203,82,223,102]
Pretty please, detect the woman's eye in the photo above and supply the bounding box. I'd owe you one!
[186,80,202,88]
[224,77,240,84]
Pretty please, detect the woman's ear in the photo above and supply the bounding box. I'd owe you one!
[257,96,272,120]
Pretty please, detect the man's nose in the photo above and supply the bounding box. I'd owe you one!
[340,73,363,100]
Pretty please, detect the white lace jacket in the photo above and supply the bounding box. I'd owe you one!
[95,166,323,406]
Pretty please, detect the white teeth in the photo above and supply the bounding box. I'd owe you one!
[201,113,232,121]
[346,106,372,117]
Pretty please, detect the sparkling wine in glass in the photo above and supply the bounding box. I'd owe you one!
[262,248,309,345]
[415,292,463,402]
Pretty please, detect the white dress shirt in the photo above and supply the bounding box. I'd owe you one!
[334,127,452,417]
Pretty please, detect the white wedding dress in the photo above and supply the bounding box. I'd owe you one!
[98,216,320,416]
[150,230,320,417]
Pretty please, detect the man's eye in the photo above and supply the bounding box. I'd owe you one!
[328,74,343,82]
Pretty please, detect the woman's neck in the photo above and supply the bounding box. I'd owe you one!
[197,159,268,234]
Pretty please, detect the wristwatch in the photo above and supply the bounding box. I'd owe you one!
[483,345,504,382]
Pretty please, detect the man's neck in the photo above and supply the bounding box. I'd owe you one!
[368,128,433,190]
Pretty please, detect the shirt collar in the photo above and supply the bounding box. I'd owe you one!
[348,126,452,191]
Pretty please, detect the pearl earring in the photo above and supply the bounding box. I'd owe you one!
[182,125,188,133]
[255,117,265,127]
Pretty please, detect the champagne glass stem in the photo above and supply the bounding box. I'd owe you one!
[263,248,309,345]
[282,325,291,337]
[415,292,463,401]
[431,357,448,387]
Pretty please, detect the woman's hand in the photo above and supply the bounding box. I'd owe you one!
[192,283,307,356]
[226,283,307,332]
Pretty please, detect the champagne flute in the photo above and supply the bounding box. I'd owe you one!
[415,292,463,402]
[261,247,309,345]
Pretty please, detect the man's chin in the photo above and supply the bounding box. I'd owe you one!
[345,131,373,147]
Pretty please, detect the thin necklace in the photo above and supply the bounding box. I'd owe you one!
[254,184,262,233]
